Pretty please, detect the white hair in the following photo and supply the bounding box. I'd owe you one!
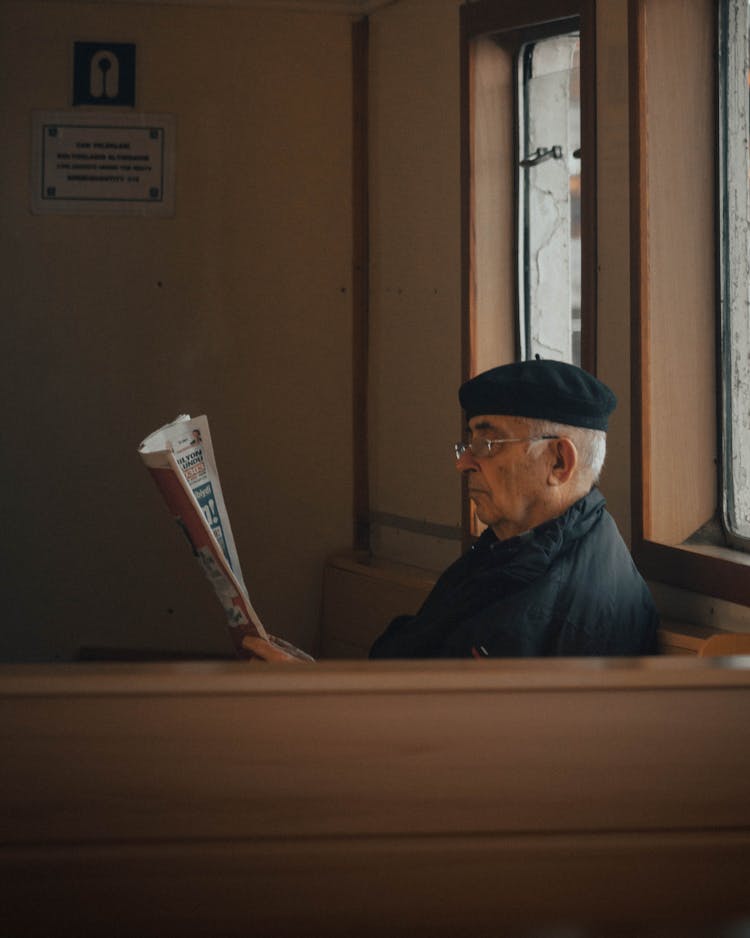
[525,418,607,487]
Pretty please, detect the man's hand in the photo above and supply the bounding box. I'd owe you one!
[241,635,299,662]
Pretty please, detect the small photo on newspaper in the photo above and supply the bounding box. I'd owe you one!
[139,415,313,661]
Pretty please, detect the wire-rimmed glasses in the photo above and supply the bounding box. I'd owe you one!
[453,435,558,461]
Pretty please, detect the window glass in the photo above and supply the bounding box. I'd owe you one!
[517,33,581,364]
[719,0,750,545]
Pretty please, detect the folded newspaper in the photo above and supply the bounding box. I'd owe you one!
[138,414,313,661]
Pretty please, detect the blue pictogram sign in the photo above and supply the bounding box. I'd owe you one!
[73,42,136,107]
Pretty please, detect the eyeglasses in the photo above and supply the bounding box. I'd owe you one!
[453,435,558,461]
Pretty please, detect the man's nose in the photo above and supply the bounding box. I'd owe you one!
[455,449,478,473]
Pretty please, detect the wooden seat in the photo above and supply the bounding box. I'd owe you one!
[658,622,750,657]
[658,622,716,655]
[698,632,750,657]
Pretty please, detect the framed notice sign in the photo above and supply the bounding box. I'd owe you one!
[31,111,175,215]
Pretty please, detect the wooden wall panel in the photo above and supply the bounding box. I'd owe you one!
[470,36,516,375]
[642,0,717,544]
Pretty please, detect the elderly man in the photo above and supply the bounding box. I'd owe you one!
[368,359,659,658]
[245,359,659,661]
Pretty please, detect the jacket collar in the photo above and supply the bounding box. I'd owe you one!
[475,487,606,585]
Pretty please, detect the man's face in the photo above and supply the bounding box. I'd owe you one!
[456,414,554,541]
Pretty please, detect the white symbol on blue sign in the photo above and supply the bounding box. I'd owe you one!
[73,42,135,107]
[90,50,119,99]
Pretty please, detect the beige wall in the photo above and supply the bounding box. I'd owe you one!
[0,0,353,660]
[368,0,464,572]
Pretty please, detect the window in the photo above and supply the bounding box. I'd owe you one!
[460,0,595,385]
[518,32,582,365]
[718,0,750,549]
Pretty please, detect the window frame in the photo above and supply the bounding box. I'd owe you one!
[629,0,750,606]
[717,0,750,553]
[459,0,597,545]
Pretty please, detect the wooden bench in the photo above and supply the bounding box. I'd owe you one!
[1,657,749,936]
[658,621,750,656]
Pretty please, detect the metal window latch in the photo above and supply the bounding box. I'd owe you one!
[519,145,563,168]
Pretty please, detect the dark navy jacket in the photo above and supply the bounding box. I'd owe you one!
[369,489,659,659]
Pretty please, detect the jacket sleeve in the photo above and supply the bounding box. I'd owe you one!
[368,615,419,659]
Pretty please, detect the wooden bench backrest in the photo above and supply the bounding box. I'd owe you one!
[320,554,435,657]
[2,659,750,936]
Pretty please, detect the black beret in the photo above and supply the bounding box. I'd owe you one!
[459,359,616,431]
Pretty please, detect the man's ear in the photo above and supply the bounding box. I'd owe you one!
[547,437,578,486]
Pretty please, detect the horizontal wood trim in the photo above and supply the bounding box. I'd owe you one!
[325,552,437,588]
[4,831,750,936]
[634,539,750,607]
[368,511,463,541]
[461,0,580,39]
[34,0,396,11]
[3,657,750,697]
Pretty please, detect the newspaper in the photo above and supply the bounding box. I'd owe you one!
[138,414,313,661]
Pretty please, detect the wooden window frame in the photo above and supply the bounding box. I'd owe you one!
[460,0,598,544]
[629,0,750,606]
